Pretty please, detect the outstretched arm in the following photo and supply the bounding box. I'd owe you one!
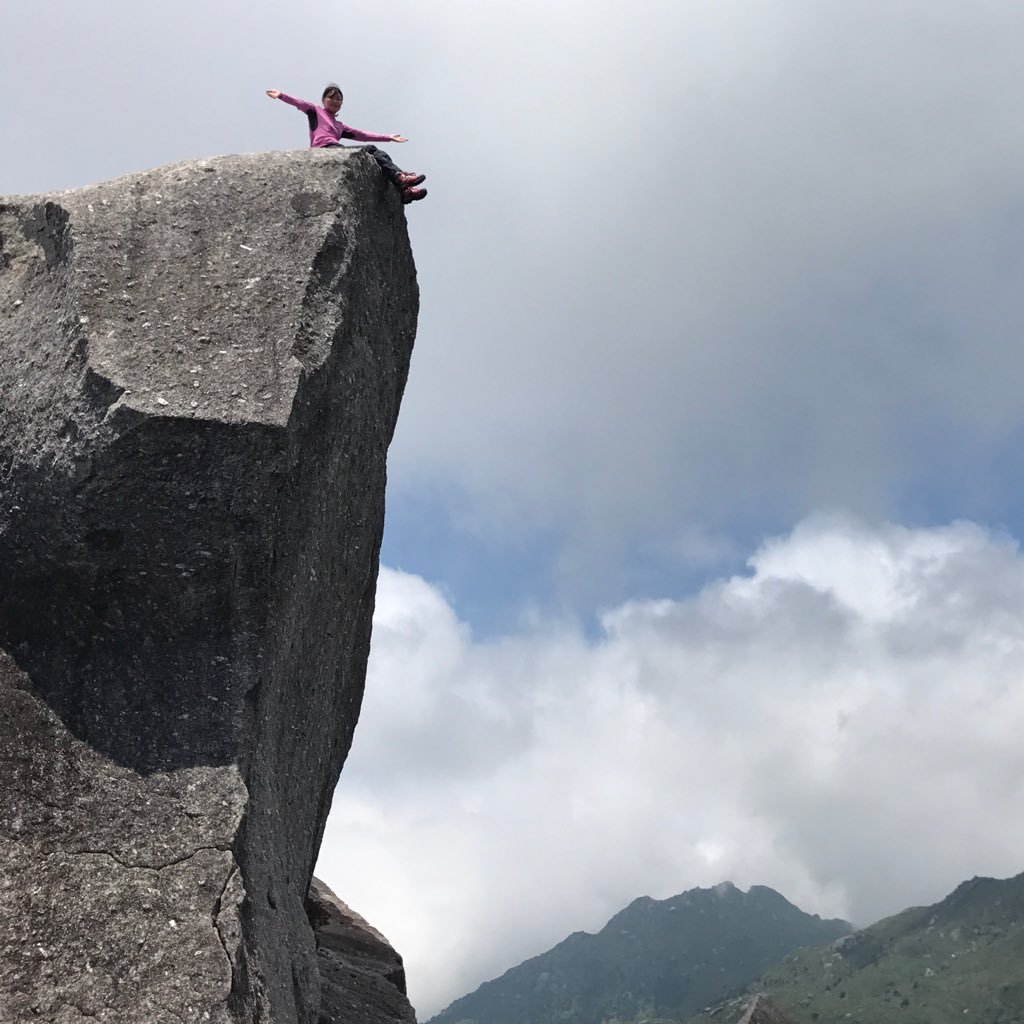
[340,125,408,143]
[265,89,314,113]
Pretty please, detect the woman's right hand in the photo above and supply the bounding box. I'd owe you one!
[266,89,281,99]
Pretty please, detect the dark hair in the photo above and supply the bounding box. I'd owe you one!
[322,83,344,102]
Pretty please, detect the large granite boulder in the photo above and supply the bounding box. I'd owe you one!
[307,878,416,1024]
[0,150,418,1022]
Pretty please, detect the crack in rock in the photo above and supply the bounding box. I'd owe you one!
[71,845,232,873]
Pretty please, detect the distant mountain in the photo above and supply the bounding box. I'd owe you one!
[427,882,851,1024]
[686,872,1024,1024]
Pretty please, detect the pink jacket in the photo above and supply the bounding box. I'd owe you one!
[276,93,393,148]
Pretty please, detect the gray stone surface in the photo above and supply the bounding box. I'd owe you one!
[737,994,801,1024]
[307,878,416,1024]
[0,150,418,1022]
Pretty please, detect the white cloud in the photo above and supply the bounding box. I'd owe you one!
[381,0,1024,564]
[8,2,1024,601]
[318,516,1024,1016]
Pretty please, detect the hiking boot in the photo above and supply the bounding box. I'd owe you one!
[395,172,426,187]
[401,186,427,204]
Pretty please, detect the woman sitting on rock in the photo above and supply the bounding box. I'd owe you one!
[266,83,427,204]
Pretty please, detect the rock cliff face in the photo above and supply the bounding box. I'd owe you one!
[307,878,416,1024]
[0,150,418,1023]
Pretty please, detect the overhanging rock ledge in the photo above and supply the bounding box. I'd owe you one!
[0,149,418,1023]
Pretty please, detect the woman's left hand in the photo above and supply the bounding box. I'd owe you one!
[390,135,408,143]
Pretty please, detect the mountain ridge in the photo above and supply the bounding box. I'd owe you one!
[428,882,851,1024]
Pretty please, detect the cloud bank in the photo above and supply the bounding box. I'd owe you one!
[319,516,1024,1016]
[382,0,1024,576]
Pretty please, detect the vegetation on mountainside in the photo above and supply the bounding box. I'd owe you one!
[427,883,850,1024]
[685,873,1024,1024]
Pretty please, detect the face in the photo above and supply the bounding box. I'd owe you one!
[322,91,343,114]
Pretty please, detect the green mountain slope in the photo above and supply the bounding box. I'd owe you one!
[428,883,851,1024]
[686,872,1024,1024]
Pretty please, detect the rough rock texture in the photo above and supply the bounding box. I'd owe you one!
[737,995,801,1024]
[0,149,418,1022]
[307,878,415,1024]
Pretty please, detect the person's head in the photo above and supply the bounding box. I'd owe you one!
[322,84,344,114]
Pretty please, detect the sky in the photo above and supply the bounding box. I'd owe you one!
[5,0,1024,1017]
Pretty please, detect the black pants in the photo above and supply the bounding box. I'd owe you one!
[325,143,402,184]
